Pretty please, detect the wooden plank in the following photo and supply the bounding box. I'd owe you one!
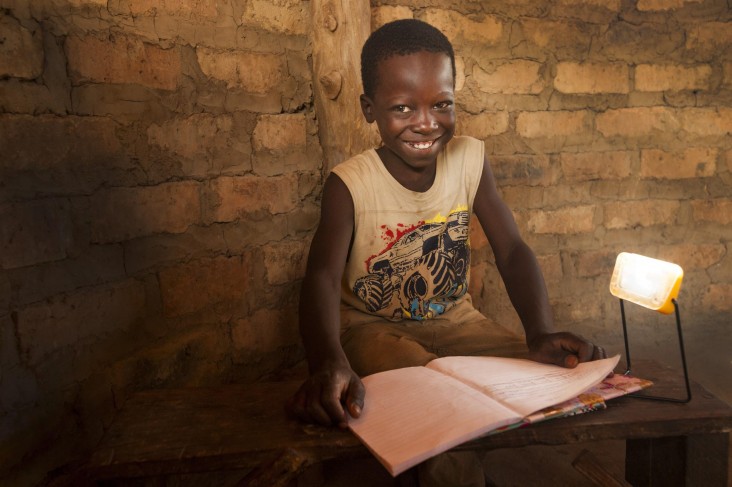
[626,436,686,487]
[83,382,363,479]
[572,449,631,487]
[310,0,377,172]
[65,361,731,483]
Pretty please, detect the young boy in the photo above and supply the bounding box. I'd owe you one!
[288,18,605,475]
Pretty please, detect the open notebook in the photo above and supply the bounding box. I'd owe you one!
[348,355,651,476]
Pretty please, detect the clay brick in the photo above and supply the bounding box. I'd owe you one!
[659,243,725,270]
[560,151,632,182]
[288,203,319,235]
[701,283,732,312]
[231,307,298,353]
[691,199,732,225]
[0,114,123,174]
[420,9,502,45]
[473,60,544,95]
[556,0,620,9]
[554,62,629,94]
[490,154,556,187]
[637,0,684,10]
[537,253,562,285]
[148,114,232,159]
[89,182,201,244]
[686,22,732,51]
[263,240,308,285]
[196,47,284,93]
[147,113,252,176]
[574,250,618,278]
[469,261,488,299]
[0,13,43,79]
[123,226,227,276]
[205,174,298,223]
[595,107,680,138]
[68,0,108,5]
[603,200,680,229]
[117,0,218,18]
[640,148,717,179]
[552,297,603,322]
[66,35,180,90]
[724,63,732,89]
[158,255,249,317]
[16,279,146,366]
[516,110,591,138]
[527,205,596,234]
[519,19,591,53]
[372,5,413,29]
[680,108,732,137]
[0,199,73,270]
[457,112,509,139]
[469,214,488,250]
[455,57,465,91]
[242,0,308,35]
[253,113,307,152]
[635,64,712,92]
[9,245,126,306]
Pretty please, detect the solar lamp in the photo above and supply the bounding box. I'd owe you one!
[609,252,691,403]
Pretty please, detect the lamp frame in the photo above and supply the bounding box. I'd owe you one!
[619,297,692,403]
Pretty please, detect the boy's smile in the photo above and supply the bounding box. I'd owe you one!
[360,51,456,192]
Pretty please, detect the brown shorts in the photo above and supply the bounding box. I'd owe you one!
[340,298,528,376]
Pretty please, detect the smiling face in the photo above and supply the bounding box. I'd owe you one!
[360,51,456,191]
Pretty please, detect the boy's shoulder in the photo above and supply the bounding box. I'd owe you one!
[448,135,482,151]
[332,147,378,175]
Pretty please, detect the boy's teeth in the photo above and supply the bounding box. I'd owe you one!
[410,141,433,149]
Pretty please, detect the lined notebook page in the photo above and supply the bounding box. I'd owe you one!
[348,366,520,476]
[426,355,620,417]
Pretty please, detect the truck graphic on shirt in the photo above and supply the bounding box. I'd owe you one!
[354,210,470,319]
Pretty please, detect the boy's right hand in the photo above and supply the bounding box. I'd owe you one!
[286,363,365,429]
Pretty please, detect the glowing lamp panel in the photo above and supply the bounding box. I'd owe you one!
[609,253,683,314]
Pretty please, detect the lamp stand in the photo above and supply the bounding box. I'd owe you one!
[619,298,692,403]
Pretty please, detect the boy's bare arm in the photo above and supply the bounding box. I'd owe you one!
[473,155,605,367]
[287,174,365,427]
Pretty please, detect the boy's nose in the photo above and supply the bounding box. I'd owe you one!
[413,110,438,132]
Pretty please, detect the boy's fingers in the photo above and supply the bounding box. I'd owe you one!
[319,383,348,427]
[563,354,579,368]
[290,381,339,426]
[346,376,366,418]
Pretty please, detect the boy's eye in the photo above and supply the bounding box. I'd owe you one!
[434,101,454,110]
[394,105,411,113]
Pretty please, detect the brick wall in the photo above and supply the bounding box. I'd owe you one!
[0,1,318,484]
[0,0,730,484]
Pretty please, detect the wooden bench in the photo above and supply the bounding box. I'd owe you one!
[48,360,731,486]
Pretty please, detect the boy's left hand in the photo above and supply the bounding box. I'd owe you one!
[527,332,606,368]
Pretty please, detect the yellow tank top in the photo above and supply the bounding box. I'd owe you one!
[332,136,484,322]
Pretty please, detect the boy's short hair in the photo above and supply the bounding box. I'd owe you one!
[361,19,456,99]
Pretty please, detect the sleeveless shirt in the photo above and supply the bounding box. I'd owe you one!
[332,136,485,322]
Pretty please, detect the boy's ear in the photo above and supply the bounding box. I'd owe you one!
[360,94,375,123]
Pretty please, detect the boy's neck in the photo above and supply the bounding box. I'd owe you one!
[376,146,437,193]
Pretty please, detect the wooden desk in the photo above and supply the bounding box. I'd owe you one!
[50,361,731,486]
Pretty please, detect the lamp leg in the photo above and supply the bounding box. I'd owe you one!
[625,298,692,403]
[620,299,632,375]
[672,299,692,403]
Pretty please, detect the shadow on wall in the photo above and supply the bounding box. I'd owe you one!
[0,3,321,485]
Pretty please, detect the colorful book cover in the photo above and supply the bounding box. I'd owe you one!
[488,373,653,435]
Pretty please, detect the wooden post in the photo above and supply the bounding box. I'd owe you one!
[311,0,377,173]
